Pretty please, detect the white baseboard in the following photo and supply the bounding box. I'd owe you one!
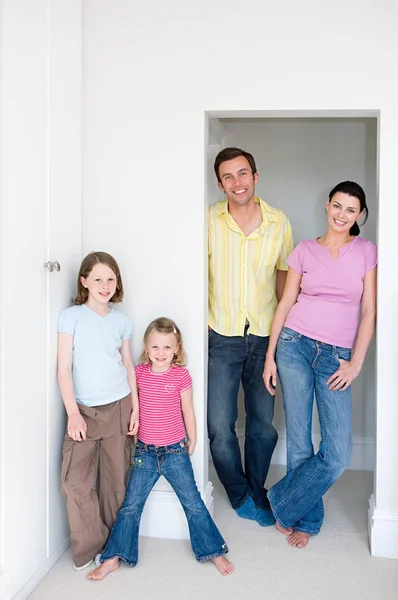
[139,481,215,540]
[6,537,70,600]
[269,431,375,472]
[368,494,398,559]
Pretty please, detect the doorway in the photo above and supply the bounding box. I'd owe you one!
[205,109,379,543]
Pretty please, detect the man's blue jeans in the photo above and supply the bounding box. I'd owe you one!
[268,327,352,534]
[207,328,277,510]
[100,440,228,565]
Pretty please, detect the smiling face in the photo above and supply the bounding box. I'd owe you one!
[146,330,179,372]
[326,192,364,235]
[217,156,258,207]
[80,263,117,305]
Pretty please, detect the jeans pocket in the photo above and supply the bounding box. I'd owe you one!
[168,440,188,454]
[279,327,295,342]
[336,347,352,361]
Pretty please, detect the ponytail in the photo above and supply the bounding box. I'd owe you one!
[349,221,360,236]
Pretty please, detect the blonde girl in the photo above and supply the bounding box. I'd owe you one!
[88,317,234,579]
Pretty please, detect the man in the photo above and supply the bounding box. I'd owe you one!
[208,147,293,526]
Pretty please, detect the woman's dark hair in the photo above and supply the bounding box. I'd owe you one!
[328,181,368,236]
[214,147,257,183]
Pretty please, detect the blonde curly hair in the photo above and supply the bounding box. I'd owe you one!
[140,317,186,366]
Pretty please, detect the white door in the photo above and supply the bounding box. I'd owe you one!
[47,0,82,559]
[0,2,81,598]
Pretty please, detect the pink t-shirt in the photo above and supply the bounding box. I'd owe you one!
[284,237,377,348]
[135,363,192,446]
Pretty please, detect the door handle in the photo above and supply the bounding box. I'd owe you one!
[44,261,61,272]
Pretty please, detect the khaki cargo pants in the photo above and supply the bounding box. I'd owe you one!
[61,395,132,568]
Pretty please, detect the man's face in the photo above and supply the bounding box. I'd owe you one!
[217,156,258,207]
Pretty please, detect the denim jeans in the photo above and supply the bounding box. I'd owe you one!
[100,440,228,565]
[268,327,352,534]
[207,328,277,510]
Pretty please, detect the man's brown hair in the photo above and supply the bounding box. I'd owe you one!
[214,147,257,184]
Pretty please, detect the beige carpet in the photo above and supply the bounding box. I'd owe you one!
[28,465,398,600]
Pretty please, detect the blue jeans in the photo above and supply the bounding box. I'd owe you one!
[268,327,352,534]
[207,328,277,510]
[100,440,228,565]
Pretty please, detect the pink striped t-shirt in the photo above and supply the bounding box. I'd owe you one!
[135,363,192,446]
[284,236,377,348]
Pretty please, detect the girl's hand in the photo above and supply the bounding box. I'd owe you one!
[68,412,87,441]
[127,410,139,436]
[263,356,277,396]
[327,359,361,391]
[187,440,196,455]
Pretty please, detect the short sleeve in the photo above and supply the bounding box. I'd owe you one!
[179,369,192,393]
[286,242,304,275]
[135,363,145,383]
[364,240,377,273]
[57,308,77,336]
[276,214,294,271]
[122,316,133,340]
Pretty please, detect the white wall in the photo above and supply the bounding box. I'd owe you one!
[82,0,398,558]
[209,117,377,468]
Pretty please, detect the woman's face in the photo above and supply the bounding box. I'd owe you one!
[326,192,363,235]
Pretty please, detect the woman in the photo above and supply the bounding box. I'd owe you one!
[263,181,377,549]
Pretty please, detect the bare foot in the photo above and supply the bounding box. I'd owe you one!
[276,522,293,536]
[87,557,120,580]
[211,556,234,576]
[287,531,310,548]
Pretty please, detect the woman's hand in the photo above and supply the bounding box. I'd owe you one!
[263,356,277,396]
[127,410,139,436]
[67,412,87,441]
[327,359,361,391]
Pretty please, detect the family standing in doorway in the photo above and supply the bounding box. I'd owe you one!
[57,147,377,581]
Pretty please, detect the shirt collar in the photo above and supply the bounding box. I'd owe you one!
[216,197,280,236]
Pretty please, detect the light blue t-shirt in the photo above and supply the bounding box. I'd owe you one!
[57,304,133,407]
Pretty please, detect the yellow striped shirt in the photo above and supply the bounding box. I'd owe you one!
[208,197,293,337]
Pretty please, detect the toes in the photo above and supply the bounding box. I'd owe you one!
[287,532,309,548]
[222,562,234,576]
[287,534,299,547]
[88,571,100,580]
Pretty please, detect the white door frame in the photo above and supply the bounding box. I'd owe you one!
[205,108,386,556]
